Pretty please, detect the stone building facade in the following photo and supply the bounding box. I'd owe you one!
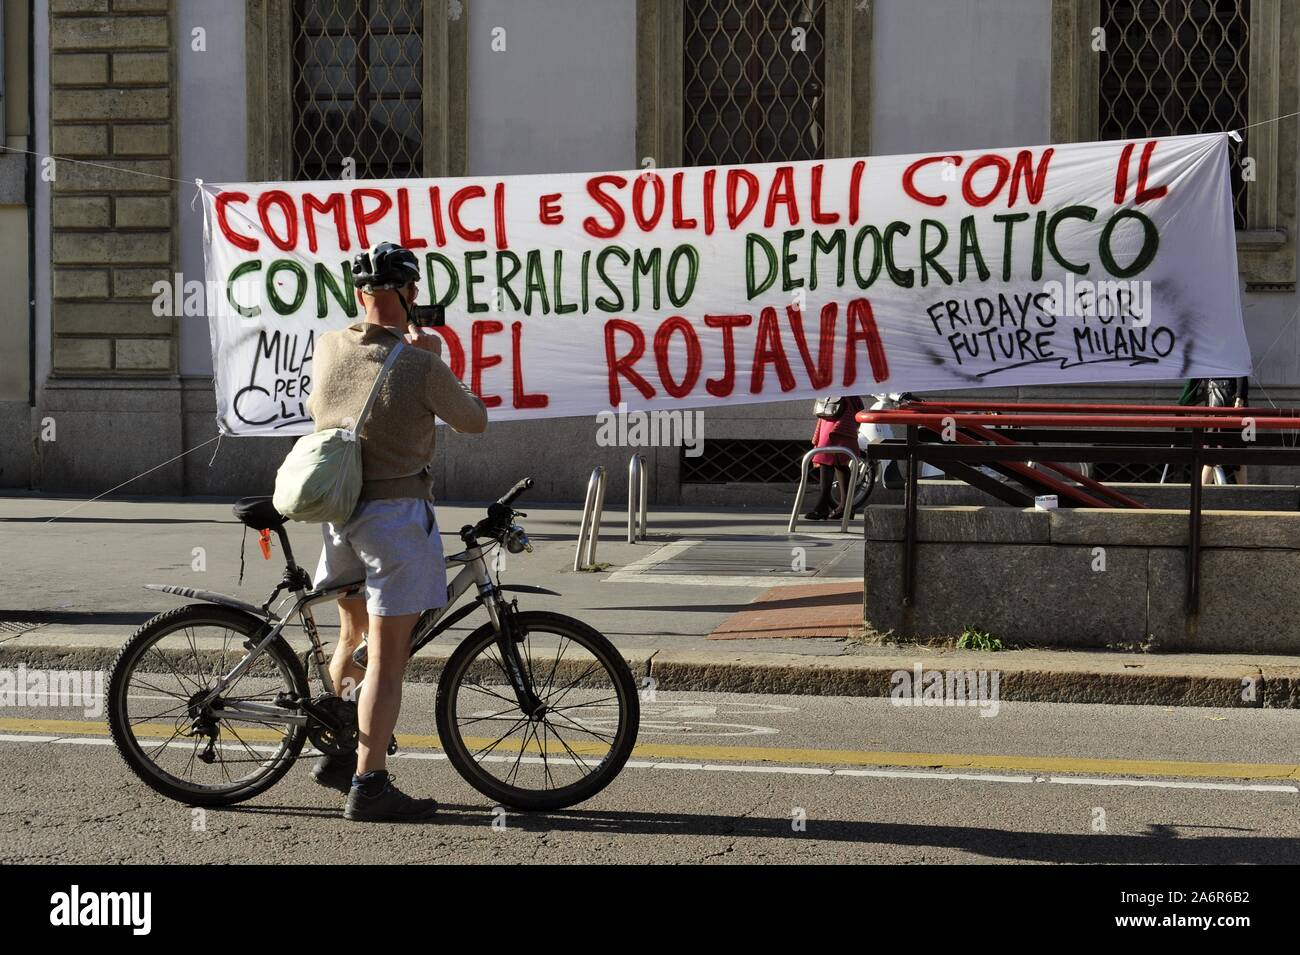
[4,0,1299,503]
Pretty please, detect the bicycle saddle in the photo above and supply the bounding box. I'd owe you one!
[233,496,288,531]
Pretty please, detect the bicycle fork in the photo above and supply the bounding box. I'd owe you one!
[473,559,546,719]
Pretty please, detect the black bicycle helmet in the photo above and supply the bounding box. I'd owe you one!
[351,241,421,290]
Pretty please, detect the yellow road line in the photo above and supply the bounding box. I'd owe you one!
[4,716,1297,782]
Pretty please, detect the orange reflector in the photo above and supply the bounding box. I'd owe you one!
[258,529,272,560]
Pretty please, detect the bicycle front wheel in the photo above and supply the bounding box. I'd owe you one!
[435,611,639,811]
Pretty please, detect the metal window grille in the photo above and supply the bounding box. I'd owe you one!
[1099,0,1250,229]
[291,0,425,180]
[681,438,811,484]
[683,0,826,166]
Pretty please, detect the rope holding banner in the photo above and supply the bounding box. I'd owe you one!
[191,178,206,211]
[207,431,223,467]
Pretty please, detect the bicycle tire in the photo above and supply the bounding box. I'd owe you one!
[107,604,309,807]
[435,611,639,811]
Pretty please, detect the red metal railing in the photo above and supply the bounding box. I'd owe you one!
[862,410,1300,431]
[895,399,1300,418]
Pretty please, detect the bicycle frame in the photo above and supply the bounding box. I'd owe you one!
[147,537,528,730]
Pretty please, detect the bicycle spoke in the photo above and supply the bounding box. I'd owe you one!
[505,721,539,786]
[215,739,233,783]
[182,626,206,689]
[538,636,571,698]
[547,694,619,714]
[545,722,596,778]
[145,726,186,762]
[456,704,523,730]
[147,646,202,697]
[127,676,190,700]
[460,678,521,709]
[469,716,529,761]
[211,628,234,686]
[128,699,191,726]
[540,722,555,789]
[182,735,200,779]
[224,723,270,767]
[540,660,603,710]
[543,709,616,745]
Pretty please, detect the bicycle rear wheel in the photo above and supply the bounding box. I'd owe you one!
[106,604,309,807]
[435,611,639,811]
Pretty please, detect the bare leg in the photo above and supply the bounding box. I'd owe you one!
[329,596,367,701]
[355,611,419,775]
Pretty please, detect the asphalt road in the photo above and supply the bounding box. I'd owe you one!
[2,687,1298,864]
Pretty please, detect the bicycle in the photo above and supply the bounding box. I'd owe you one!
[106,478,640,812]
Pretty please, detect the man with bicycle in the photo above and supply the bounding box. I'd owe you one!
[306,241,488,822]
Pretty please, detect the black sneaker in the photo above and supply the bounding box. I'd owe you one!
[310,752,357,794]
[343,771,439,823]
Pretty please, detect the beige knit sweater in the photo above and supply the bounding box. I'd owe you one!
[305,321,488,501]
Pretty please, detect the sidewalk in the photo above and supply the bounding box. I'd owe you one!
[2,493,1298,708]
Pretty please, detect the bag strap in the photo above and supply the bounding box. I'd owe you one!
[352,340,406,437]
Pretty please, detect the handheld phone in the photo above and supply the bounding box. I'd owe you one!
[410,304,446,328]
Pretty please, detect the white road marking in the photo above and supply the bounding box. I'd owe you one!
[2,731,1295,795]
[603,538,860,587]
[603,540,698,579]
[1047,775,1296,793]
[604,573,863,588]
[837,768,1035,784]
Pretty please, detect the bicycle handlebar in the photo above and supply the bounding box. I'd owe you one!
[497,477,534,507]
[461,477,535,548]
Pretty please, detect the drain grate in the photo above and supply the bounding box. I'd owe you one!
[0,620,51,637]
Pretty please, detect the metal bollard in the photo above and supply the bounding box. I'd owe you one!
[788,445,861,534]
[627,453,648,543]
[574,466,607,571]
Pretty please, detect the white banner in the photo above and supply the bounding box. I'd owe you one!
[201,132,1249,435]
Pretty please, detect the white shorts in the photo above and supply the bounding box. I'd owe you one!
[313,498,449,617]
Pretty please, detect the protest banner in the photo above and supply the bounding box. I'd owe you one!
[201,132,1249,435]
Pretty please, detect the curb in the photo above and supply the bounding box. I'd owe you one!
[647,656,1296,708]
[3,643,1298,709]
